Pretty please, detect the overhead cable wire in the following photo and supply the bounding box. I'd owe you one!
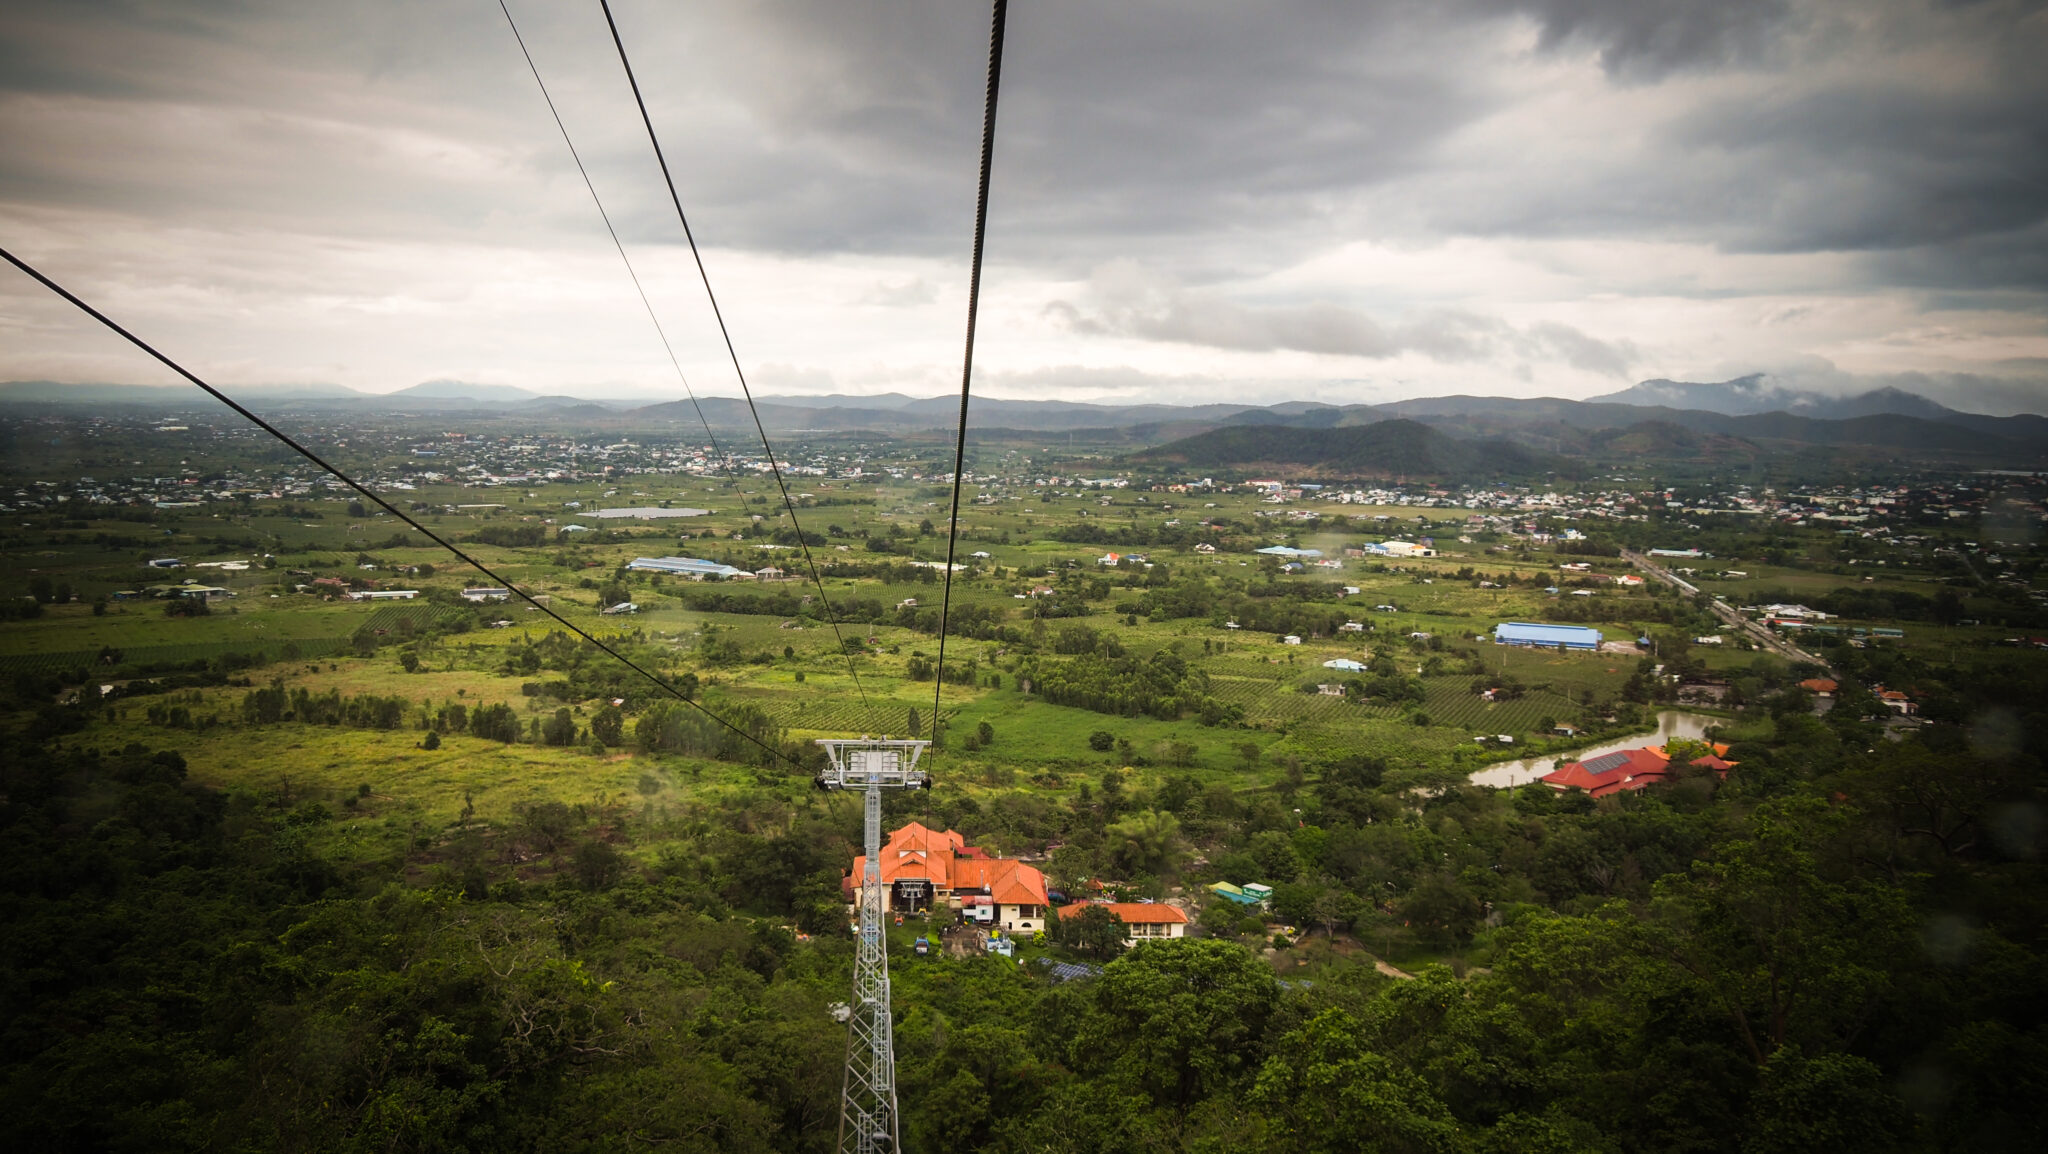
[932,0,1010,762]
[595,0,877,720]
[495,0,737,481]
[0,244,798,770]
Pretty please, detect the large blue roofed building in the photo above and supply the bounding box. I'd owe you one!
[1493,622,1603,650]
[626,556,748,580]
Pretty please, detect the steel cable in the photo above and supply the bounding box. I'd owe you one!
[0,244,799,769]
[931,0,1010,764]
[596,0,877,719]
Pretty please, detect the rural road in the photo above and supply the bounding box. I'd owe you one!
[1622,549,1832,673]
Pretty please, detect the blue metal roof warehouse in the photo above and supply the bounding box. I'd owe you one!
[1493,622,1603,649]
[626,556,748,580]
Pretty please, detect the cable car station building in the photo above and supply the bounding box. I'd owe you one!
[846,822,1051,935]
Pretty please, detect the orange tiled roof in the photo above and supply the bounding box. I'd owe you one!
[954,857,1049,905]
[1058,901,1188,925]
[849,823,1046,906]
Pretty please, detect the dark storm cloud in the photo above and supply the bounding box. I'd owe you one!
[1671,78,2048,257]
[1423,0,2048,290]
[0,0,2041,404]
[615,0,1495,269]
[667,0,2048,300]
[1487,0,1796,81]
[0,1,1494,275]
[4,1,2039,276]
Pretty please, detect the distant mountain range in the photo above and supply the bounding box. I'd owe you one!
[3,374,2042,468]
[1129,419,1558,479]
[1589,375,1965,420]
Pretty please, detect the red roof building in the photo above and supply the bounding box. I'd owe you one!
[1542,747,1673,798]
[1056,901,1190,946]
[1543,744,1738,797]
[849,822,1050,934]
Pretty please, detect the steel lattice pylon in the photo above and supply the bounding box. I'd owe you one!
[816,738,929,1154]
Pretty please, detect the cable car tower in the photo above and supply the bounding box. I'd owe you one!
[816,737,930,1154]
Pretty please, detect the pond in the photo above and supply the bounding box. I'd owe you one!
[1466,710,1727,789]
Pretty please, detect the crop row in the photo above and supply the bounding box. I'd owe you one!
[1420,681,1578,732]
[355,605,474,636]
[764,696,959,737]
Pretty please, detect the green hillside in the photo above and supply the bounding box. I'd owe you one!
[1130,417,1557,479]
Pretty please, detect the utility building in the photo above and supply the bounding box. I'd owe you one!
[1493,621,1603,650]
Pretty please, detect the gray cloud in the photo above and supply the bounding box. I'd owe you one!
[0,1,2040,405]
[1488,0,1795,81]
[1417,1,2048,288]
[1047,266,1637,373]
[859,278,938,307]
[4,1,2039,275]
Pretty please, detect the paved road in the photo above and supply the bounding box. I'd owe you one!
[1622,550,1832,673]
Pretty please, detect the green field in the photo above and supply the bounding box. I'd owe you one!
[12,443,2015,820]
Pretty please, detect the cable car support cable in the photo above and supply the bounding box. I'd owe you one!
[0,244,798,771]
[597,0,876,719]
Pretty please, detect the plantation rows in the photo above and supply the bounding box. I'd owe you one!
[353,604,474,636]
[1243,690,1364,726]
[1206,675,1291,705]
[763,696,959,737]
[0,636,350,677]
[1420,680,1579,732]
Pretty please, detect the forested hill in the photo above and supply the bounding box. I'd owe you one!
[1129,418,1559,480]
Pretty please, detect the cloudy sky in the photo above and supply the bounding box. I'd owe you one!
[2,0,2045,412]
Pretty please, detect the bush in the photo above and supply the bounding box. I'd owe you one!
[573,839,624,891]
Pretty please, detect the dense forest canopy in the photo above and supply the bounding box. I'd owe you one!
[4,660,2044,1151]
